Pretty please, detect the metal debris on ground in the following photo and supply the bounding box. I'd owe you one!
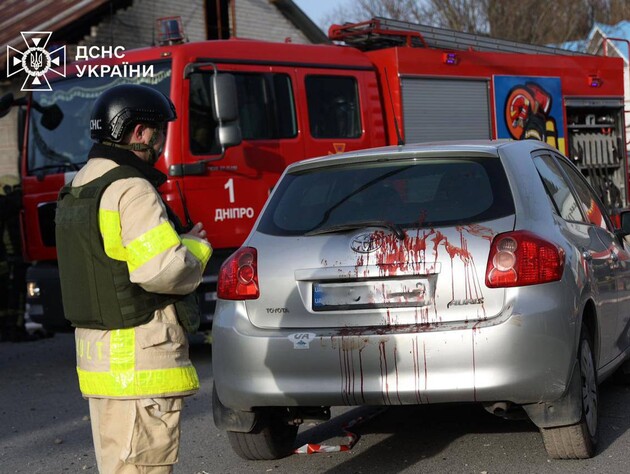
[294,408,386,455]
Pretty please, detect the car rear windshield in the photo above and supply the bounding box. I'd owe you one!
[258,157,515,236]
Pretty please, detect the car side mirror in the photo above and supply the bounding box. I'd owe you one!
[212,74,238,122]
[32,102,63,130]
[211,73,242,150]
[0,93,14,119]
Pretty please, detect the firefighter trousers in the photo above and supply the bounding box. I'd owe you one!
[88,397,183,473]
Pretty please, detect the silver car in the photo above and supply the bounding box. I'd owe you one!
[212,140,630,460]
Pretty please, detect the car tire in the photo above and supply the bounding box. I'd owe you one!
[227,410,298,460]
[612,358,630,384]
[540,326,598,459]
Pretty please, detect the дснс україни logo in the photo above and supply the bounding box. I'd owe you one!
[6,31,66,91]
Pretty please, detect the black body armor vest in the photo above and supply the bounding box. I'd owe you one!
[55,166,178,330]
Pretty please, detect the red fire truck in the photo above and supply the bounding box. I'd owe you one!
[2,17,627,331]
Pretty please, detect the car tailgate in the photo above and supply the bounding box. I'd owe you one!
[246,216,515,329]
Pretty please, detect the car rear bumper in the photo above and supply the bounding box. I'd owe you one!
[212,287,579,411]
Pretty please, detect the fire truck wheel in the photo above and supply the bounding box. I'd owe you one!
[540,326,597,459]
[227,409,298,460]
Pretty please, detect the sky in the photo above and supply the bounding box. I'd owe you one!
[293,0,352,28]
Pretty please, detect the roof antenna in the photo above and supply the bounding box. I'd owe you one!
[383,67,404,146]
[175,181,195,232]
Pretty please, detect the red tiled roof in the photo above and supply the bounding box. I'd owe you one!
[1,0,112,71]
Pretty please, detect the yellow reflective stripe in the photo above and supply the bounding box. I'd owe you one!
[77,328,199,397]
[126,221,181,273]
[110,329,135,372]
[182,238,212,269]
[99,212,182,271]
[99,210,126,261]
[77,365,199,397]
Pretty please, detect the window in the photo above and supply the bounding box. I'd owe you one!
[235,73,295,140]
[555,156,610,230]
[29,61,172,176]
[189,73,220,155]
[533,155,586,223]
[306,75,361,138]
[189,72,296,155]
[258,157,514,236]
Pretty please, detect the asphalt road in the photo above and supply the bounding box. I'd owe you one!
[2,333,630,473]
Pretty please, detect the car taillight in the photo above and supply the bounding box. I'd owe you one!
[217,247,259,300]
[485,231,564,288]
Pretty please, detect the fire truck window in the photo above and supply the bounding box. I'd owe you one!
[305,76,361,139]
[189,72,295,153]
[189,73,220,155]
[272,74,297,138]
[234,73,296,140]
[28,61,172,176]
[236,75,271,139]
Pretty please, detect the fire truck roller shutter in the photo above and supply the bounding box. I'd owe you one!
[401,78,491,143]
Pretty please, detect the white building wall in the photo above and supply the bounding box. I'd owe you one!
[0,80,24,179]
[0,107,19,178]
[81,0,208,49]
[235,0,310,43]
[81,0,310,49]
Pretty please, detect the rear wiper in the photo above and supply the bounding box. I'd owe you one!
[305,220,406,240]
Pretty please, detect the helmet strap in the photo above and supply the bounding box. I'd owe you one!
[145,128,160,165]
[102,127,159,165]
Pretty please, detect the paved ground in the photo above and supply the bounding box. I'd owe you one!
[2,333,630,473]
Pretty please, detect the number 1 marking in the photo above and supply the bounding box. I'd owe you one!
[224,178,235,203]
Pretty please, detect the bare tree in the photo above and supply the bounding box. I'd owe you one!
[322,0,629,46]
[420,0,488,33]
[485,0,591,45]
[592,0,630,24]
[321,0,423,31]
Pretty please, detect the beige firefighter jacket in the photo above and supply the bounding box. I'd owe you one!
[72,157,212,399]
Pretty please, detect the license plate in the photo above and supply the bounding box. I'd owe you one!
[312,276,436,311]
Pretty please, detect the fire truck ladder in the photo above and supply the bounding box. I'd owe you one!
[330,17,587,56]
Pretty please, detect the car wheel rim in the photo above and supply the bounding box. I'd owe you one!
[580,338,597,437]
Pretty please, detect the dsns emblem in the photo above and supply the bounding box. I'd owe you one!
[351,232,381,253]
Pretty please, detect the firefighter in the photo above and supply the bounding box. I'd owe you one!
[55,84,212,473]
[0,175,27,342]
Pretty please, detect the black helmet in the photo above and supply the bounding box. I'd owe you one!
[90,84,176,143]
